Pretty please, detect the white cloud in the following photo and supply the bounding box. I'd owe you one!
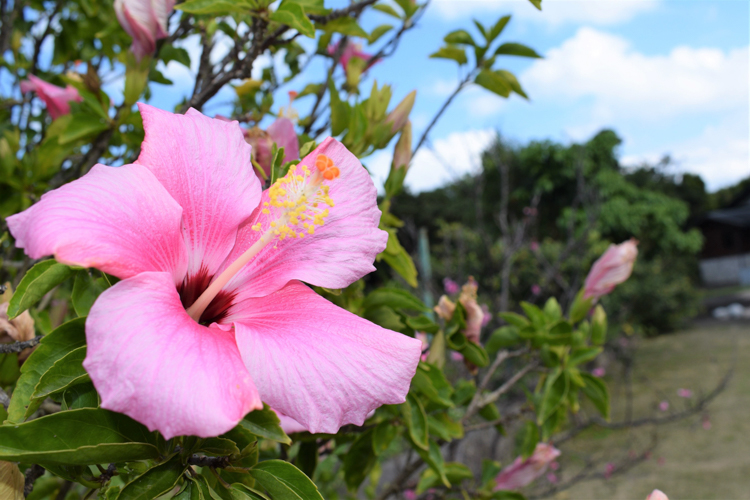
[622,117,750,191]
[432,0,658,26]
[364,129,497,193]
[522,27,749,122]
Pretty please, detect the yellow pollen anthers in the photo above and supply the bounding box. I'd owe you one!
[256,156,338,239]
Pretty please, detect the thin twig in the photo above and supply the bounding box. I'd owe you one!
[24,464,45,497]
[0,335,43,354]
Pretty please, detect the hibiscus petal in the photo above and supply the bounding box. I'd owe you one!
[219,137,387,300]
[229,281,422,434]
[84,272,262,439]
[136,104,262,287]
[6,164,187,282]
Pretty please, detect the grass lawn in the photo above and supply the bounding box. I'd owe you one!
[544,321,750,500]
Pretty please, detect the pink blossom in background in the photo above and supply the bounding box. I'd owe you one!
[658,457,666,466]
[522,206,537,217]
[677,388,693,398]
[115,0,175,60]
[530,241,540,252]
[481,303,491,327]
[404,490,417,500]
[592,367,606,377]
[7,103,422,439]
[546,472,558,484]
[459,277,484,344]
[327,39,379,73]
[531,284,541,296]
[583,239,638,301]
[659,401,669,412]
[20,75,82,119]
[416,331,429,362]
[494,443,561,491]
[702,415,711,430]
[549,461,559,471]
[604,463,615,479]
[646,489,669,500]
[451,351,464,362]
[245,117,300,178]
[443,277,459,295]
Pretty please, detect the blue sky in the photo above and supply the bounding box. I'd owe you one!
[142,1,749,193]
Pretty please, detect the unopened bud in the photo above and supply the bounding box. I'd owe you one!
[386,90,416,133]
[392,120,412,171]
[646,490,669,500]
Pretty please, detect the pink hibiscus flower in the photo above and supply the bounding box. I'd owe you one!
[20,75,82,119]
[7,103,421,439]
[494,443,561,491]
[115,0,175,60]
[583,239,638,301]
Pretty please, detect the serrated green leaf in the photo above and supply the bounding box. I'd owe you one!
[8,260,74,318]
[0,408,160,465]
[248,460,323,500]
[117,454,186,500]
[240,405,291,444]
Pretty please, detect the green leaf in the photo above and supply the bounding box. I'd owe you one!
[7,318,86,422]
[520,302,546,328]
[159,45,191,67]
[373,3,401,18]
[590,305,607,345]
[296,441,318,479]
[481,459,502,486]
[393,0,418,17]
[248,460,323,500]
[343,429,376,490]
[492,492,527,500]
[411,363,454,408]
[459,341,490,368]
[495,70,528,99]
[473,19,487,40]
[417,462,472,494]
[240,405,291,445]
[543,297,562,321]
[494,42,541,58]
[405,315,439,334]
[497,312,529,328]
[372,422,398,455]
[320,17,368,38]
[487,15,511,42]
[581,373,610,419]
[117,454,187,500]
[363,287,427,313]
[486,326,520,357]
[58,114,110,145]
[71,270,108,317]
[537,368,568,425]
[444,29,475,46]
[271,2,315,38]
[515,420,539,459]
[298,140,316,157]
[427,413,463,442]
[475,69,511,97]
[368,24,393,44]
[528,0,542,10]
[199,437,241,457]
[7,260,74,318]
[61,382,100,410]
[429,46,468,65]
[177,0,254,14]
[413,440,449,488]
[401,393,428,450]
[0,408,160,465]
[328,79,349,136]
[568,346,602,367]
[31,345,89,401]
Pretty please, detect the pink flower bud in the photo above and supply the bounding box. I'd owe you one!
[530,241,540,252]
[659,400,669,412]
[434,295,456,321]
[592,367,605,378]
[459,277,483,345]
[115,0,175,61]
[392,120,412,171]
[386,90,416,134]
[451,351,464,362]
[20,75,82,119]
[404,490,417,500]
[604,462,615,479]
[531,284,541,296]
[646,489,669,500]
[494,443,561,491]
[583,239,638,301]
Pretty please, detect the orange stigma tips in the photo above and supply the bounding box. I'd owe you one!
[315,154,341,181]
